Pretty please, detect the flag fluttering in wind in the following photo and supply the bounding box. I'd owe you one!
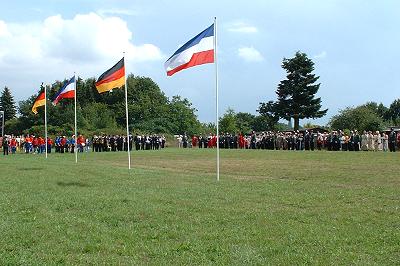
[51,74,78,163]
[31,83,49,158]
[95,58,125,93]
[164,24,214,76]
[96,57,131,169]
[165,19,220,181]
[32,91,46,114]
[52,76,75,105]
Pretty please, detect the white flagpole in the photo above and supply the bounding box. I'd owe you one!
[123,54,131,170]
[74,73,78,163]
[214,17,220,181]
[44,83,48,159]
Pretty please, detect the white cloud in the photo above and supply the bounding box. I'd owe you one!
[226,21,258,33]
[0,13,164,100]
[0,21,10,37]
[237,46,264,62]
[0,13,163,64]
[313,51,327,59]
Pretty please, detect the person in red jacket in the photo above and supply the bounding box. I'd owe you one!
[47,137,53,153]
[10,136,17,154]
[77,135,85,152]
[191,135,198,148]
[397,132,400,150]
[239,134,245,149]
[25,135,32,153]
[32,136,39,154]
[39,137,46,154]
[210,134,217,148]
[61,136,67,153]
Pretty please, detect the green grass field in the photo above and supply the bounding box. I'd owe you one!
[0,148,399,265]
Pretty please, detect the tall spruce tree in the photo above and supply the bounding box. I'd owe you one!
[274,51,327,130]
[0,86,17,122]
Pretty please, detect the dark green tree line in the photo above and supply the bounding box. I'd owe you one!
[4,75,203,136]
[329,100,400,132]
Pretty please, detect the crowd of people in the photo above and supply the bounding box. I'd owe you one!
[0,133,167,155]
[91,134,166,152]
[2,129,399,155]
[183,128,400,152]
[0,134,88,155]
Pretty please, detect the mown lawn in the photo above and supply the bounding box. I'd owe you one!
[0,148,399,265]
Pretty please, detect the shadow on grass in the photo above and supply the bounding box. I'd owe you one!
[18,167,44,171]
[56,181,90,187]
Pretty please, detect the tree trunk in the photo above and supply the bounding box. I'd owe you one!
[293,115,300,131]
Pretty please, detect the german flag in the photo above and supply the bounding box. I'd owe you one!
[32,91,46,114]
[95,58,125,93]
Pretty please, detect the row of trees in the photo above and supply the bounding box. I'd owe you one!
[329,101,400,132]
[1,75,208,136]
[1,51,399,136]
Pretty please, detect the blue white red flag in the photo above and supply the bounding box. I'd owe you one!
[165,24,214,76]
[52,76,75,105]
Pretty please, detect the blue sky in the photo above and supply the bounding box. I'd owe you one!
[0,0,399,126]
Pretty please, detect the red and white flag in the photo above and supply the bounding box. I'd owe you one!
[165,24,214,76]
[52,76,75,105]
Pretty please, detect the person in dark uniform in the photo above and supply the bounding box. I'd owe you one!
[98,136,103,152]
[250,131,256,149]
[117,135,123,151]
[348,131,354,151]
[291,133,297,150]
[198,135,203,148]
[161,135,166,149]
[224,133,230,149]
[92,136,96,152]
[134,135,140,150]
[153,135,159,150]
[304,131,310,150]
[219,133,224,149]
[144,136,149,150]
[389,128,396,152]
[3,136,9,155]
[203,135,208,148]
[140,135,144,150]
[110,135,116,151]
[310,130,315,151]
[233,134,238,149]
[260,133,266,150]
[129,135,133,151]
[332,132,340,151]
[182,134,188,148]
[353,130,360,151]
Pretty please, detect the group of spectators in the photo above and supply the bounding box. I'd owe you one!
[91,134,166,152]
[1,133,168,155]
[2,129,399,155]
[185,128,400,152]
[0,134,89,155]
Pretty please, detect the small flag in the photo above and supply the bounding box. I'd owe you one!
[52,76,75,105]
[32,91,46,114]
[165,24,214,76]
[95,58,125,93]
